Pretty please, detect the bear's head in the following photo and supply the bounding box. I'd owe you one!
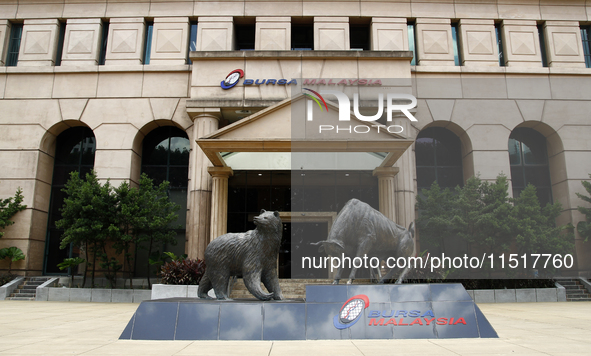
[254,209,282,234]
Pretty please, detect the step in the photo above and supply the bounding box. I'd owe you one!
[10,293,35,298]
[5,297,35,301]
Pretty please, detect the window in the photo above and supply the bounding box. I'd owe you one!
[415,127,464,190]
[235,21,255,50]
[495,22,505,66]
[538,24,548,67]
[291,23,314,50]
[408,21,417,65]
[508,128,552,206]
[349,22,370,51]
[143,20,153,64]
[582,26,591,68]
[187,20,197,64]
[54,21,66,66]
[5,23,23,66]
[98,20,109,65]
[451,22,462,66]
[44,127,96,274]
[140,126,190,274]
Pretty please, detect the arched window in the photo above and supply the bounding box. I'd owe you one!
[415,127,464,190]
[508,128,552,206]
[140,127,190,267]
[44,127,96,274]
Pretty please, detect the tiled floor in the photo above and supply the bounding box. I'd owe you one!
[0,301,589,355]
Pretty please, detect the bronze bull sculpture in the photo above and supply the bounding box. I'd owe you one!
[313,198,415,284]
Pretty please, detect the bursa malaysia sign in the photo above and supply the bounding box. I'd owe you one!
[334,294,467,330]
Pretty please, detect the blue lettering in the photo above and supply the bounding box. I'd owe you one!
[421,310,435,318]
[368,310,380,318]
[286,79,297,85]
[266,79,277,85]
[381,310,394,318]
[244,79,254,85]
[395,310,407,318]
[408,310,420,318]
[277,79,287,85]
[255,79,266,85]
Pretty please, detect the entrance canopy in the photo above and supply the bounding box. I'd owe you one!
[196,94,414,168]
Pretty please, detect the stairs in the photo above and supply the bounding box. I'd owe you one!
[5,277,53,301]
[229,278,373,300]
[557,279,591,302]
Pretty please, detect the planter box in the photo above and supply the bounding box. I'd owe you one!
[43,287,146,303]
[151,284,214,299]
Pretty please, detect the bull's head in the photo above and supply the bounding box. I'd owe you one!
[311,240,345,256]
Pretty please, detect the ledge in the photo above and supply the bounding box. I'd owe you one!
[190,50,414,61]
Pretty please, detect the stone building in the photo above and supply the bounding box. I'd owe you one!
[0,0,589,278]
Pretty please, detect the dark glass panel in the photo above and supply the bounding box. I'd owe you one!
[227,213,247,233]
[142,166,167,186]
[169,189,188,226]
[415,137,435,166]
[525,166,551,187]
[228,172,247,213]
[168,136,190,165]
[81,136,96,165]
[168,167,189,188]
[537,188,552,207]
[508,139,521,165]
[510,166,525,188]
[417,167,436,189]
[143,139,169,165]
[291,24,314,50]
[437,167,464,188]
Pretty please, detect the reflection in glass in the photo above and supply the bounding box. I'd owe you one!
[415,127,464,190]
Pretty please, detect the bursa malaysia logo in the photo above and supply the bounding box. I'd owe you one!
[333,295,468,330]
[220,69,297,90]
[334,294,370,329]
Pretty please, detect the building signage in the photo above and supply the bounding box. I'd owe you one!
[333,294,467,330]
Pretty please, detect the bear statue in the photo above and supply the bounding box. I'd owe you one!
[197,209,284,301]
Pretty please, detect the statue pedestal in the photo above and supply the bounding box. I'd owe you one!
[120,284,497,340]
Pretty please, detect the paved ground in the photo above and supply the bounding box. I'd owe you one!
[0,300,589,355]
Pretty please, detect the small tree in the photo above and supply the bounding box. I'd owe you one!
[135,174,180,288]
[512,184,574,275]
[0,247,25,274]
[576,174,591,242]
[0,187,27,238]
[112,181,141,289]
[56,171,120,288]
[416,182,457,254]
[57,257,86,288]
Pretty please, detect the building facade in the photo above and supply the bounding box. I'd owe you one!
[0,0,590,278]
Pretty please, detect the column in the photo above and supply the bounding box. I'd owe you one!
[255,17,291,50]
[0,20,11,66]
[18,19,60,66]
[372,167,400,222]
[186,111,220,260]
[150,17,190,65]
[314,17,349,50]
[104,18,146,65]
[415,18,455,66]
[370,18,408,51]
[458,19,499,67]
[543,21,586,68]
[208,166,233,240]
[61,18,103,66]
[392,115,416,228]
[501,20,543,67]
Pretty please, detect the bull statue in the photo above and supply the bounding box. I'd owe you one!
[313,198,415,285]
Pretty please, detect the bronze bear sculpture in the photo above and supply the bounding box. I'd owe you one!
[198,209,284,301]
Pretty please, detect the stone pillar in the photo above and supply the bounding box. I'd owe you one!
[18,19,60,66]
[392,115,416,228]
[61,18,103,66]
[370,18,408,51]
[373,167,400,222]
[458,19,499,67]
[255,17,290,50]
[415,18,455,66]
[186,111,220,260]
[0,20,11,66]
[543,21,586,68]
[314,17,350,50]
[150,17,190,65]
[195,17,233,51]
[104,18,146,65]
[208,166,233,240]
[500,20,543,67]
